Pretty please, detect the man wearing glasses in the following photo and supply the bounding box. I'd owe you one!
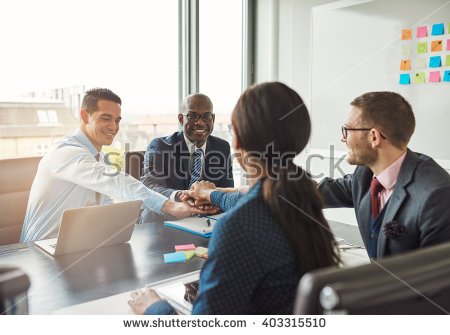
[319,91,450,259]
[140,93,234,219]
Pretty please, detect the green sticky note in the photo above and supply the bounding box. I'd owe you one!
[184,250,196,261]
[195,246,208,257]
[414,72,426,84]
[417,42,428,54]
[446,55,450,67]
[415,58,426,69]
[401,44,412,56]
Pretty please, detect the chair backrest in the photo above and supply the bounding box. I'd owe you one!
[294,242,450,314]
[124,151,145,180]
[0,156,41,245]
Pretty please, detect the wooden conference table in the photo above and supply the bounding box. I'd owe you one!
[0,220,363,314]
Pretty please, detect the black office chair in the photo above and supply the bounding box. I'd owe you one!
[124,151,145,180]
[0,267,31,314]
[294,242,450,314]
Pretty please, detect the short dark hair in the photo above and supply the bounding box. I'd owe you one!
[351,91,415,149]
[180,93,213,114]
[81,88,122,113]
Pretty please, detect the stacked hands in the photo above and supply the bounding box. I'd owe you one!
[179,181,221,215]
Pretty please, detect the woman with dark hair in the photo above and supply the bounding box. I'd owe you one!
[129,82,340,315]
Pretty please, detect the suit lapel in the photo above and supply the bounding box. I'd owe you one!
[175,132,190,189]
[359,191,372,249]
[377,149,418,257]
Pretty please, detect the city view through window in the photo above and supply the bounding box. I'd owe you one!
[0,0,243,175]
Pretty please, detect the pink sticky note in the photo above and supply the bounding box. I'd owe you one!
[175,244,196,251]
[429,71,441,83]
[447,39,450,51]
[416,26,428,38]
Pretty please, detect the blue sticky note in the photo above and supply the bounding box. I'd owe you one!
[431,23,444,36]
[444,71,450,82]
[399,73,410,85]
[164,252,186,263]
[429,56,441,68]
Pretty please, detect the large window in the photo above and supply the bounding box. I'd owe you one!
[0,0,179,159]
[199,0,243,139]
[0,0,249,184]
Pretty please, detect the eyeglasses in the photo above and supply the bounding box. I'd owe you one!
[341,126,386,140]
[181,112,214,122]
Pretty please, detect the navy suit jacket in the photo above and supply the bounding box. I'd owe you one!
[141,131,234,198]
[318,149,450,258]
[145,180,303,315]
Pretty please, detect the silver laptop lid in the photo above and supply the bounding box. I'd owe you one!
[54,200,143,255]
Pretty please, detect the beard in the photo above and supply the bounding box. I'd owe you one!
[346,141,377,166]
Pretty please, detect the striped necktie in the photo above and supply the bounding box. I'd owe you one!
[188,148,204,188]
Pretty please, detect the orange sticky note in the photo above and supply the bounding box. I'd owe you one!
[401,29,412,40]
[400,60,411,70]
[431,40,442,52]
[429,71,441,83]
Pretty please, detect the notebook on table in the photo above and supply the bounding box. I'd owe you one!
[164,213,225,238]
[34,200,143,256]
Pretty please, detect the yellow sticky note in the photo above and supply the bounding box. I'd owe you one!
[400,59,411,70]
[401,44,412,56]
[446,55,450,67]
[184,250,196,261]
[415,58,426,69]
[401,29,412,40]
[414,72,426,84]
[417,42,428,54]
[431,40,442,52]
[195,246,208,257]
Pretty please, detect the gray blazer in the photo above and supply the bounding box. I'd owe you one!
[318,149,450,258]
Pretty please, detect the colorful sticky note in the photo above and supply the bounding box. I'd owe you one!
[429,71,441,83]
[175,244,196,251]
[401,29,412,40]
[429,56,441,68]
[417,42,427,54]
[443,71,450,82]
[414,72,426,84]
[399,74,410,85]
[415,58,426,69]
[431,40,442,52]
[183,250,196,261]
[400,59,411,70]
[431,23,444,36]
[164,252,186,263]
[416,26,428,38]
[195,246,208,257]
[446,55,450,67]
[447,39,450,51]
[401,44,412,56]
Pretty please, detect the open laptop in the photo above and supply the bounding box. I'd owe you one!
[34,200,143,256]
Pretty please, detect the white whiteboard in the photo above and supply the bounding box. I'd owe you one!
[310,0,450,160]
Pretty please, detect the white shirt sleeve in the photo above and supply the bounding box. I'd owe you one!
[48,145,167,212]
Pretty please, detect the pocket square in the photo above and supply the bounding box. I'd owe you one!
[384,220,406,238]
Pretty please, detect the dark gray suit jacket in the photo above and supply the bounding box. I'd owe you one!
[141,131,234,198]
[318,149,450,258]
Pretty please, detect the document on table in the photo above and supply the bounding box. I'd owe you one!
[164,213,225,237]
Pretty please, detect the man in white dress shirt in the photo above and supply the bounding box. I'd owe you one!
[21,88,206,242]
